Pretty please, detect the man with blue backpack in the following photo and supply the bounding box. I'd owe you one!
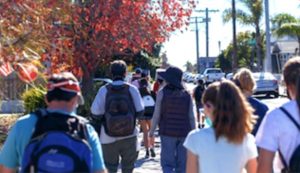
[0,72,106,173]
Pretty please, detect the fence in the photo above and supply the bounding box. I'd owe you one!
[0,74,27,101]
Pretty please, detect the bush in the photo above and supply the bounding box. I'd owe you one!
[21,87,46,114]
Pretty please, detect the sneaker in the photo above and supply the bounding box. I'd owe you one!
[150,148,156,158]
[145,149,149,158]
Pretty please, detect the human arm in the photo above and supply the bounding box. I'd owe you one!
[90,86,107,118]
[188,96,196,129]
[0,122,20,172]
[86,124,106,172]
[94,169,107,173]
[186,150,199,173]
[0,166,16,173]
[257,148,275,173]
[245,158,257,173]
[149,90,163,137]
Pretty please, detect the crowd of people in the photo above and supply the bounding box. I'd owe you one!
[0,56,300,173]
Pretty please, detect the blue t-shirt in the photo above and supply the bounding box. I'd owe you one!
[247,97,269,136]
[0,110,106,172]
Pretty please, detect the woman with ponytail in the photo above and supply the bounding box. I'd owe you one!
[257,56,300,173]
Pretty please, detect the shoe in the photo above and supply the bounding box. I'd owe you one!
[145,149,149,158]
[150,148,156,158]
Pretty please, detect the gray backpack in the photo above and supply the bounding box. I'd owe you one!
[104,84,136,137]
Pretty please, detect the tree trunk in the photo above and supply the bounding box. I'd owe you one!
[298,37,300,56]
[255,23,262,71]
[232,0,238,71]
[81,69,95,101]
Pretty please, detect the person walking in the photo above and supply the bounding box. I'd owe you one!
[256,57,300,173]
[138,72,156,158]
[91,60,144,173]
[149,66,196,173]
[193,79,205,128]
[233,68,269,135]
[0,72,106,173]
[131,67,142,88]
[184,80,257,173]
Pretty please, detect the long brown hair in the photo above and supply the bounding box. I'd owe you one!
[213,80,255,144]
[283,57,300,111]
[202,82,220,106]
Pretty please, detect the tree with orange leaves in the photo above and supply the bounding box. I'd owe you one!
[0,0,195,97]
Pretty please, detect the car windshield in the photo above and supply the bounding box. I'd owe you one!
[253,73,275,80]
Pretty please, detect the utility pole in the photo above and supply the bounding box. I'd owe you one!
[190,16,205,73]
[264,0,272,72]
[197,8,219,58]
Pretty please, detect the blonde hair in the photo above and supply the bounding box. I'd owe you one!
[233,68,256,94]
[213,80,255,144]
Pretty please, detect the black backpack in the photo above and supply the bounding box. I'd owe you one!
[279,107,300,173]
[104,84,136,137]
[21,109,92,173]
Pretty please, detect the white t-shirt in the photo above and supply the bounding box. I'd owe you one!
[256,100,300,168]
[184,128,257,173]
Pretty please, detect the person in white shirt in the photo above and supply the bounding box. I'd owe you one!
[256,57,300,173]
[184,80,258,173]
[91,60,144,173]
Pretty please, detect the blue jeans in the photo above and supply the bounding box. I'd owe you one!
[160,135,187,173]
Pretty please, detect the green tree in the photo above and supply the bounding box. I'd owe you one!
[184,61,195,72]
[272,13,300,55]
[217,31,254,71]
[223,0,264,70]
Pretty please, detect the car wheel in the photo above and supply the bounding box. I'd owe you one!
[274,92,279,98]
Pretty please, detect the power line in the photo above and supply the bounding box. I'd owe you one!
[196,8,219,59]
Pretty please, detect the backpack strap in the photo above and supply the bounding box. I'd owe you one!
[31,109,89,141]
[279,107,300,170]
[280,107,300,130]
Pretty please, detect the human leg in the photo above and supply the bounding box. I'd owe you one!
[160,135,177,173]
[140,120,150,157]
[175,137,187,173]
[119,136,138,173]
[102,142,120,173]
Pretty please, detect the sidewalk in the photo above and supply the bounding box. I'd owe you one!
[133,132,162,173]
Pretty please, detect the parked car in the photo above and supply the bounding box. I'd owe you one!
[253,72,279,98]
[225,73,234,80]
[202,68,225,85]
[185,74,196,83]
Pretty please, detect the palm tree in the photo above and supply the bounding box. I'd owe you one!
[223,0,263,70]
[272,13,300,55]
[232,0,238,71]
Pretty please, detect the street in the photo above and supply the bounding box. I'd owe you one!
[132,82,289,173]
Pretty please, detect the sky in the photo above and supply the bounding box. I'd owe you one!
[164,0,300,70]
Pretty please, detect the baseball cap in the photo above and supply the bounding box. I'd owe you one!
[47,72,84,105]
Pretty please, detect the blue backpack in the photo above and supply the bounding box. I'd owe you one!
[21,110,92,173]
